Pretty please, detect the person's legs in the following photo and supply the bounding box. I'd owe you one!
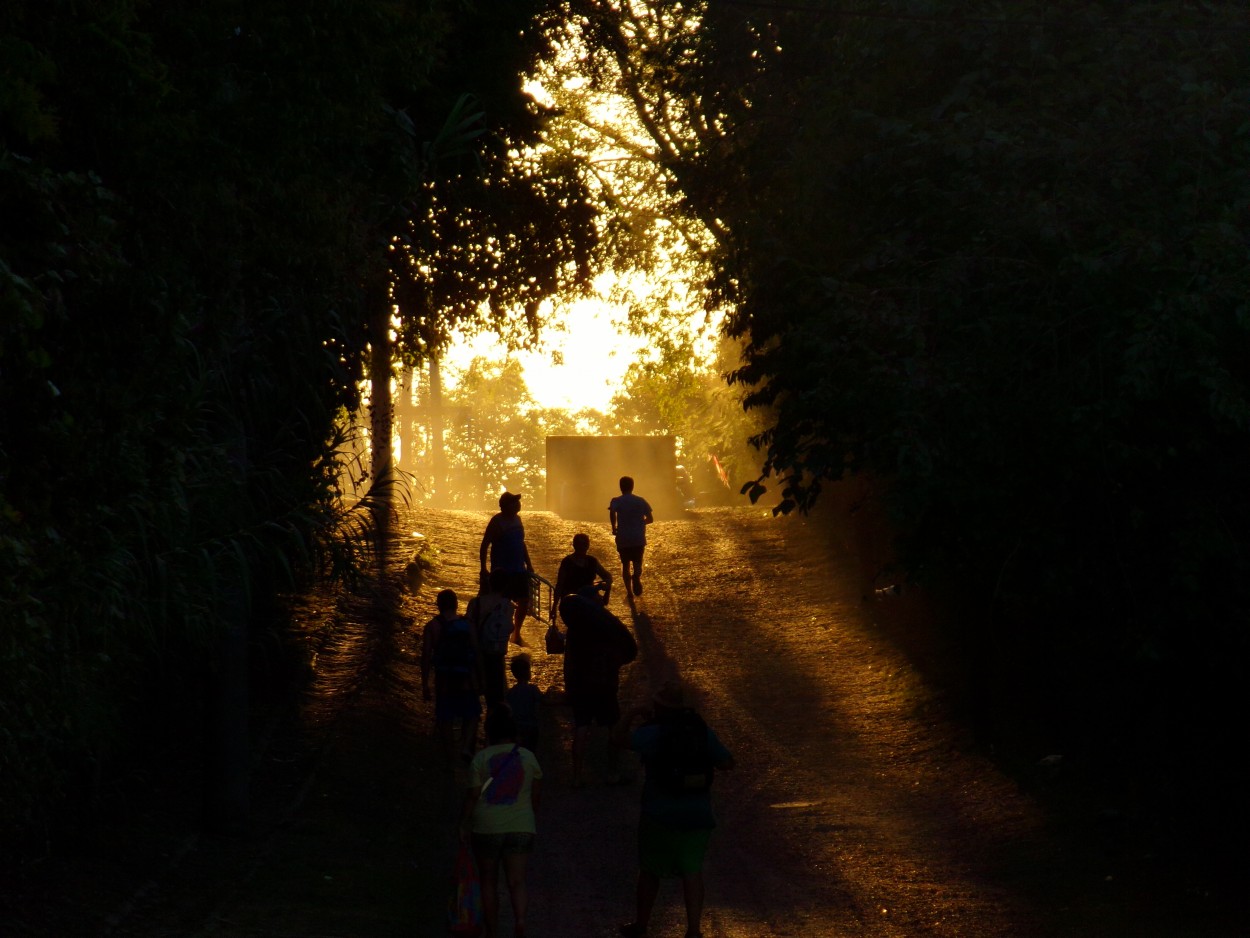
[571,723,591,786]
[508,573,530,644]
[618,546,643,595]
[436,719,456,764]
[479,654,499,709]
[679,871,705,937]
[503,852,529,933]
[624,817,667,934]
[631,869,661,931]
[460,713,480,759]
[511,596,529,644]
[600,700,624,783]
[475,850,501,938]
[604,735,622,783]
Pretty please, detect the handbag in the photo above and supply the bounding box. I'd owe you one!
[448,840,483,937]
[544,621,566,655]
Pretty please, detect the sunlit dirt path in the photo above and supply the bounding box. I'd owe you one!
[395,506,1227,938]
[473,506,1040,938]
[14,504,1236,937]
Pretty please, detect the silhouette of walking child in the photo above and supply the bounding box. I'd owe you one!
[420,589,482,764]
[505,652,542,754]
[609,476,653,598]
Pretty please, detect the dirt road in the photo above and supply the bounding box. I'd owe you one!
[6,505,1239,937]
[395,506,1234,938]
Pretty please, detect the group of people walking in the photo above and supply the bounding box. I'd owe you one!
[479,475,656,615]
[420,478,733,938]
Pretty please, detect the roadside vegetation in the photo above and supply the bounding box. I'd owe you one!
[3,0,1247,870]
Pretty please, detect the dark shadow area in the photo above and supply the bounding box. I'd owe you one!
[790,487,1250,921]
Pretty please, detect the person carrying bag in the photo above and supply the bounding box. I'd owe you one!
[448,839,483,937]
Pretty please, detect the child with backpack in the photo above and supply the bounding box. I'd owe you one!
[421,588,482,764]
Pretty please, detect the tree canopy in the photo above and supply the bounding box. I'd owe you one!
[537,0,1250,843]
[0,0,597,839]
[5,0,1249,857]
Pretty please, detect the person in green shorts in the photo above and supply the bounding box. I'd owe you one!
[614,681,734,938]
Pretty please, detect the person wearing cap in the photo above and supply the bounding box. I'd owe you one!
[613,680,734,938]
[554,532,614,604]
[480,491,534,645]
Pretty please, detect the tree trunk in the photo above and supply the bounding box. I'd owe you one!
[428,354,446,501]
[368,289,394,510]
[395,366,416,475]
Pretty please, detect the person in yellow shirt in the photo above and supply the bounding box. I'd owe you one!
[460,704,543,938]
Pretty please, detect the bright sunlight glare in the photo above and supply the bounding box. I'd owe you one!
[444,297,646,413]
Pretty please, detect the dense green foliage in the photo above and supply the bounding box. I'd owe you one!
[551,0,1250,845]
[0,0,595,842]
[413,337,760,508]
[714,2,1250,791]
[343,1,603,500]
[607,335,766,502]
[383,3,602,409]
[440,357,581,505]
[0,0,434,836]
[5,0,1247,858]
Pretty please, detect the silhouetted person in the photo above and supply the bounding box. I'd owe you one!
[480,491,534,645]
[554,532,614,603]
[420,588,481,764]
[559,586,638,787]
[460,704,543,938]
[609,476,653,598]
[505,652,543,754]
[468,574,514,708]
[614,680,734,938]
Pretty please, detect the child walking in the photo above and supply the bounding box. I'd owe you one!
[420,588,481,764]
[504,653,542,754]
[461,705,543,938]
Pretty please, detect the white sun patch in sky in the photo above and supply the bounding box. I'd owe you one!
[444,298,646,413]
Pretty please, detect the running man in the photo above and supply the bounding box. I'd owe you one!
[609,476,653,598]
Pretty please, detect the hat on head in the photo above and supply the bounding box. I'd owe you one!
[499,491,522,510]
